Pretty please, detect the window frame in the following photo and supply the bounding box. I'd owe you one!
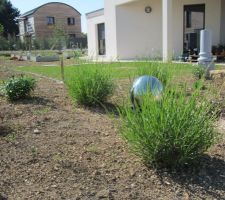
[47,16,55,25]
[67,17,75,25]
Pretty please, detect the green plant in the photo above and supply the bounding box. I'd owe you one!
[0,80,5,96]
[31,146,38,160]
[32,107,50,115]
[193,79,207,90]
[73,49,82,58]
[193,65,206,80]
[67,66,115,106]
[86,144,101,154]
[4,75,36,101]
[50,22,68,50]
[118,89,218,169]
[5,133,16,142]
[0,24,4,36]
[137,63,171,86]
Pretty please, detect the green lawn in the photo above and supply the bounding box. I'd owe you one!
[17,62,194,81]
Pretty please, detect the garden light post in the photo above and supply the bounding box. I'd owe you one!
[60,54,65,82]
[57,50,65,82]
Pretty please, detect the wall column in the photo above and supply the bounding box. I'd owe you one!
[162,0,173,62]
[104,0,118,60]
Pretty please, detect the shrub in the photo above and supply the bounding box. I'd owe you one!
[4,76,36,101]
[193,65,206,80]
[137,63,171,86]
[119,89,218,168]
[0,36,26,51]
[73,49,83,58]
[67,66,115,106]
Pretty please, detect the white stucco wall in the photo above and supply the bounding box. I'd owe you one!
[172,0,222,58]
[116,0,162,59]
[104,1,118,60]
[87,12,105,58]
[89,0,223,60]
[220,0,225,44]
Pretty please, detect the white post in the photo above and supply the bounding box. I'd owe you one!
[198,29,215,72]
[162,0,173,62]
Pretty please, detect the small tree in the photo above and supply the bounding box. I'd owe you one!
[50,22,68,50]
[0,24,8,50]
[0,0,20,37]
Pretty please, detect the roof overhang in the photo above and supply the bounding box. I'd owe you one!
[86,8,104,19]
[115,0,138,6]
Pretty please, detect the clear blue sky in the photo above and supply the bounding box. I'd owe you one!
[10,0,104,33]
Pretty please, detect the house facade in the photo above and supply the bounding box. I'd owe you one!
[18,2,82,42]
[86,0,225,61]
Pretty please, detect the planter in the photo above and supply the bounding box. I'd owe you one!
[30,55,59,62]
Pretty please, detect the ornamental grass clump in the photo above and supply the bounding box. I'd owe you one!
[67,65,115,106]
[137,63,172,86]
[119,89,218,169]
[4,76,36,101]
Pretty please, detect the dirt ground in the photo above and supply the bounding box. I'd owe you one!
[1,59,225,200]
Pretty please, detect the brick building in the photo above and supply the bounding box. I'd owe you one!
[18,2,82,42]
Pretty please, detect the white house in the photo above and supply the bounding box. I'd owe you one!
[86,0,225,61]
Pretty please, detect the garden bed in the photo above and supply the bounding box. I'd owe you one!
[1,59,225,199]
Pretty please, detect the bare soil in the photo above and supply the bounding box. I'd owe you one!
[1,59,225,200]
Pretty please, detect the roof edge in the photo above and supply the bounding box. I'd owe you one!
[86,8,104,19]
[20,2,81,18]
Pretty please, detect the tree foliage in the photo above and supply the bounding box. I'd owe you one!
[50,22,68,50]
[0,23,4,35]
[0,0,20,37]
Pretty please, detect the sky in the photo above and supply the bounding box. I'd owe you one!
[10,0,104,33]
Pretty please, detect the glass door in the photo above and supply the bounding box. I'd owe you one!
[183,4,205,54]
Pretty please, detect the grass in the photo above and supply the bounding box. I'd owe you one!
[17,61,194,81]
[66,65,115,106]
[119,88,218,168]
[0,55,10,61]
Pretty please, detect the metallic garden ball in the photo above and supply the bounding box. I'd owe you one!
[130,75,163,108]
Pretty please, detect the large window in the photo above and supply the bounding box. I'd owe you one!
[97,23,105,55]
[47,16,55,25]
[68,17,75,25]
[183,4,205,52]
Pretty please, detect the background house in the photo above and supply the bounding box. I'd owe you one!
[18,2,83,45]
[86,0,225,61]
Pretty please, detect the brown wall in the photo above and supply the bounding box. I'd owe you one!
[33,3,82,38]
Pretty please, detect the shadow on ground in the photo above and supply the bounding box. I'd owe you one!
[155,155,225,200]
[0,194,8,200]
[13,96,56,108]
[0,125,14,137]
[84,102,120,116]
